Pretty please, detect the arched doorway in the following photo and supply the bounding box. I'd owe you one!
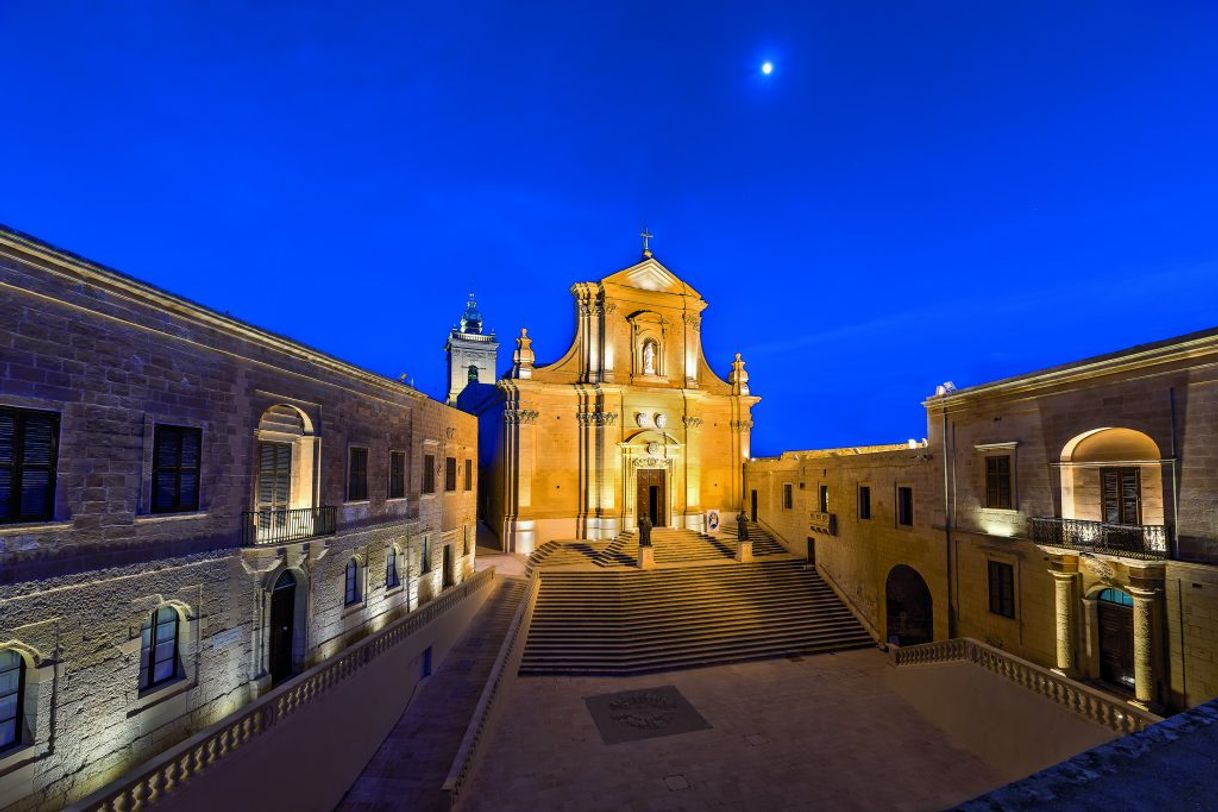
[885,565,933,646]
[1097,587,1135,690]
[269,570,297,685]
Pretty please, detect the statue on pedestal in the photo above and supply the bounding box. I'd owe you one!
[737,511,749,541]
[638,514,653,547]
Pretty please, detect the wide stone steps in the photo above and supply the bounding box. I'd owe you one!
[520,559,874,676]
[524,527,790,576]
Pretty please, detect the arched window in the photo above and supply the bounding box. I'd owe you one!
[139,606,180,691]
[386,546,400,588]
[1099,587,1133,607]
[345,558,362,605]
[0,650,25,751]
[468,364,479,383]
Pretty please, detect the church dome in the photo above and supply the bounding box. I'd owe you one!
[459,292,483,334]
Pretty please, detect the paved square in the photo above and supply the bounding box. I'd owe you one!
[585,685,712,745]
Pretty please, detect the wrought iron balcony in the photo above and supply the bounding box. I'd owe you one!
[242,506,337,546]
[1028,517,1169,561]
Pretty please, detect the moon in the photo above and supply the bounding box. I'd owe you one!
[761,61,774,75]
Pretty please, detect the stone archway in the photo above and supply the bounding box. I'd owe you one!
[885,565,933,646]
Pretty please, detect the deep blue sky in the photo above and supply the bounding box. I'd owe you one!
[3,2,1217,456]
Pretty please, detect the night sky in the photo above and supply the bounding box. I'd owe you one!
[3,2,1216,456]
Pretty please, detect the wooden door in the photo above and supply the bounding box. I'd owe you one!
[636,469,666,527]
[1101,467,1140,525]
[269,571,296,685]
[443,544,454,588]
[751,490,758,522]
[1098,599,1135,688]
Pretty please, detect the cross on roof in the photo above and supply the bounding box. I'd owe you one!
[640,227,654,258]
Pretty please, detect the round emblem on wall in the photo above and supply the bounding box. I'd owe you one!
[654,413,667,428]
[636,412,652,428]
[646,442,662,456]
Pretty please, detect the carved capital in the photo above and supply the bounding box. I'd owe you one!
[577,411,618,426]
[681,416,704,429]
[504,408,540,425]
[730,419,754,433]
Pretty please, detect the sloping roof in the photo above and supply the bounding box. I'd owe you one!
[600,256,701,298]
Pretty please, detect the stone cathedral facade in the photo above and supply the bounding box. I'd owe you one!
[460,251,758,554]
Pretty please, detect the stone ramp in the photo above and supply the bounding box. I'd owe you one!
[520,559,874,676]
[336,577,526,812]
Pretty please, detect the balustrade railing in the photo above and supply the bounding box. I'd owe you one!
[71,567,496,811]
[1028,516,1169,560]
[890,637,1159,735]
[242,505,337,546]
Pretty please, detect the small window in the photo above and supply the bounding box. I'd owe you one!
[0,406,60,524]
[988,561,1016,618]
[389,451,406,500]
[897,486,914,527]
[152,425,202,514]
[344,558,362,605]
[818,484,829,513]
[464,459,473,491]
[0,649,25,751]
[782,483,793,510]
[423,454,436,494]
[445,457,457,492]
[139,606,180,691]
[386,546,400,588]
[348,447,368,502]
[985,455,1013,510]
[421,537,432,573]
[1099,587,1134,607]
[858,486,872,520]
[462,525,470,555]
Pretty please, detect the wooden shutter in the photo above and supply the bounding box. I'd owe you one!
[1102,467,1140,525]
[257,442,292,511]
[0,408,59,523]
[348,447,368,501]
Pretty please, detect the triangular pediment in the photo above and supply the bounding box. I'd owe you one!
[601,257,701,298]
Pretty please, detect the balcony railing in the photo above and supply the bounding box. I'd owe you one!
[1028,517,1169,561]
[242,506,337,546]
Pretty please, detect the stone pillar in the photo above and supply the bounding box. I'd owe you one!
[736,539,753,563]
[1129,585,1158,709]
[638,546,655,570]
[1049,557,1080,677]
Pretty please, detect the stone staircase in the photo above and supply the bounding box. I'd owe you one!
[524,526,787,575]
[519,559,875,676]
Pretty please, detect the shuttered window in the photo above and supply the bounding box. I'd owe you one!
[985,455,1013,509]
[138,606,180,691]
[1102,467,1140,525]
[897,486,914,527]
[348,447,368,502]
[445,457,457,492]
[858,486,872,520]
[423,454,436,494]
[256,442,292,512]
[0,650,24,751]
[152,425,201,513]
[988,561,1015,618]
[782,484,793,510]
[0,407,59,524]
[464,459,473,491]
[389,451,406,499]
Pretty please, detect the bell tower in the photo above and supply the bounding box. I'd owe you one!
[445,292,499,404]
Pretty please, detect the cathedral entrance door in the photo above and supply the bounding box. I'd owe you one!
[636,469,667,527]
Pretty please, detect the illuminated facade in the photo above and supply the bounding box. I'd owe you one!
[461,250,759,554]
[746,326,1218,715]
[0,227,477,810]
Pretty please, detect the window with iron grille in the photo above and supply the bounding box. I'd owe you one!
[152,425,201,513]
[988,560,1016,618]
[348,447,368,501]
[0,649,24,751]
[423,454,436,494]
[445,457,457,491]
[985,455,1013,510]
[782,483,793,510]
[464,458,472,491]
[345,558,362,605]
[138,606,180,691]
[897,486,914,527]
[0,407,59,524]
[386,546,400,588]
[389,451,406,500]
[858,485,872,520]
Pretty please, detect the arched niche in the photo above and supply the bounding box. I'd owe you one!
[1059,428,1164,526]
[627,311,668,380]
[253,403,320,516]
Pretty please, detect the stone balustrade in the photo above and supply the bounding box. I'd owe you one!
[442,571,541,806]
[70,568,496,812]
[889,637,1160,735]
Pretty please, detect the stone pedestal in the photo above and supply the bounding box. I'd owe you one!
[638,546,655,570]
[736,540,753,563]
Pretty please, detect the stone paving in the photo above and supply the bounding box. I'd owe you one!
[460,649,1005,812]
[337,576,526,811]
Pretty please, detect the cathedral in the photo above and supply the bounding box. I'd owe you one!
[456,243,758,554]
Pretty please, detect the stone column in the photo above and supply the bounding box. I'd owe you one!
[1049,557,1080,677]
[1129,585,1158,709]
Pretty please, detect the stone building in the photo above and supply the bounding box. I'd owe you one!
[745,327,1218,714]
[0,227,477,810]
[444,293,499,405]
[460,247,758,554]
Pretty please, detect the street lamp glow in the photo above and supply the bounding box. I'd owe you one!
[761,61,774,75]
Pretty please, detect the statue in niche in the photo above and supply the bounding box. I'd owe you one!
[642,340,657,375]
